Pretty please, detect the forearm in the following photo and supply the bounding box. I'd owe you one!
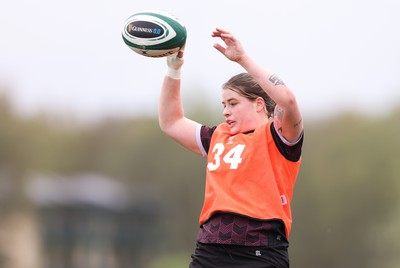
[158,76,185,132]
[158,75,202,154]
[238,54,303,142]
[237,54,297,110]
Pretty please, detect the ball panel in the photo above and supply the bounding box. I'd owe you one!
[129,47,181,58]
[122,14,175,45]
[125,20,166,39]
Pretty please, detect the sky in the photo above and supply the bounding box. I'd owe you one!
[1,0,400,122]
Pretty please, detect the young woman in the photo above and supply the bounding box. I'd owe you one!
[159,28,304,268]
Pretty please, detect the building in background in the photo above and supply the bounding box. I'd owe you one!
[0,174,162,268]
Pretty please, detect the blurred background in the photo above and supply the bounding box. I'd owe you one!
[1,0,400,267]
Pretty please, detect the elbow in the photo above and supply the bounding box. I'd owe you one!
[159,116,178,137]
[158,107,185,136]
[158,117,170,135]
[278,91,297,111]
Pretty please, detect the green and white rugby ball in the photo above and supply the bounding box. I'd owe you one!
[122,11,187,58]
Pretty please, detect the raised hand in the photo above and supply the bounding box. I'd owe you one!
[212,28,246,62]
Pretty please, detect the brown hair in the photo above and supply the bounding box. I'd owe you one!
[222,73,276,118]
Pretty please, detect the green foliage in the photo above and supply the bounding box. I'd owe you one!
[0,93,399,267]
[291,110,400,268]
[149,252,191,268]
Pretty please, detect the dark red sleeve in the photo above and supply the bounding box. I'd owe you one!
[270,122,303,162]
[200,125,217,154]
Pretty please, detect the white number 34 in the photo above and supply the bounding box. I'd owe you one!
[207,143,246,171]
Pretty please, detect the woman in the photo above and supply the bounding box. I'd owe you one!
[159,28,304,268]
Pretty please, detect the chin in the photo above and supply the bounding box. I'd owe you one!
[229,127,240,136]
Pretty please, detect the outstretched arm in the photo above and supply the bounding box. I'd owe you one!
[212,28,303,143]
[158,50,203,155]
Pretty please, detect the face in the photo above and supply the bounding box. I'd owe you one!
[222,89,263,135]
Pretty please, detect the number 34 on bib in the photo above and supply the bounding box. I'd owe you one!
[207,143,246,171]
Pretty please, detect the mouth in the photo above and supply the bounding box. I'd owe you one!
[226,120,235,127]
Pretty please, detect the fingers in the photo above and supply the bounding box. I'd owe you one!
[212,27,230,37]
[212,28,235,45]
[212,28,237,52]
[167,52,184,70]
[211,27,245,62]
[166,46,184,66]
[213,43,225,54]
[177,44,185,58]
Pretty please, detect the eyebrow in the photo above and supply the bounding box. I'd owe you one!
[222,98,237,105]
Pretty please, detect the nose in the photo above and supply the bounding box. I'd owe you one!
[223,106,231,117]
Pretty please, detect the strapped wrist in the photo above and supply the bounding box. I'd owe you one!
[167,67,181,80]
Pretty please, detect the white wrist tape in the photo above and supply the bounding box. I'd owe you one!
[167,67,181,80]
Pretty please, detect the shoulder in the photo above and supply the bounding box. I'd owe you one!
[270,122,304,162]
[197,125,217,156]
[197,123,232,156]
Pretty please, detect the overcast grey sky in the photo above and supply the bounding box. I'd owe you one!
[1,0,399,121]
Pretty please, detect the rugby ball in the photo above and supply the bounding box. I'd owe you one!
[122,11,187,58]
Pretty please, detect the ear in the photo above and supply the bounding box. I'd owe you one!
[255,97,265,112]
